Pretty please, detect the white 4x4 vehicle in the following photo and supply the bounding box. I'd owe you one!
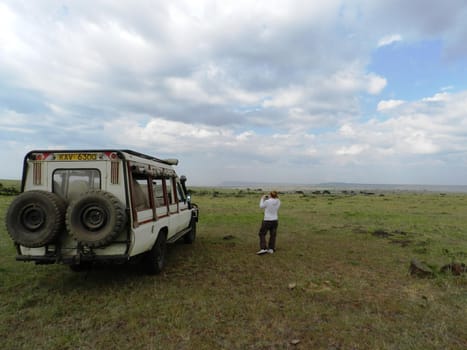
[6,150,199,274]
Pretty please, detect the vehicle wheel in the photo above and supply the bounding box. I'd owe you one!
[6,191,66,247]
[145,232,167,275]
[183,219,196,244]
[66,190,126,248]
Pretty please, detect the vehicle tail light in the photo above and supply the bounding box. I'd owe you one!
[104,151,118,160]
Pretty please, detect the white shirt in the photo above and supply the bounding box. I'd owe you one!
[259,197,281,221]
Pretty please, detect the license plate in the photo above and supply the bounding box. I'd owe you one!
[55,153,98,161]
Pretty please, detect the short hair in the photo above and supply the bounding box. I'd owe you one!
[270,191,278,198]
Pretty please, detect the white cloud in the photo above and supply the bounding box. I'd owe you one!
[324,68,387,95]
[366,73,387,95]
[262,87,304,108]
[377,34,402,47]
[422,92,449,102]
[403,131,439,154]
[377,99,405,111]
[165,77,225,105]
[339,124,356,137]
[103,115,322,164]
[0,3,18,52]
[104,117,229,152]
[338,91,467,159]
[336,144,368,156]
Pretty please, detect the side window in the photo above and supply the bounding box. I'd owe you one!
[165,177,175,204]
[177,182,185,203]
[152,179,166,208]
[53,169,100,200]
[132,176,151,211]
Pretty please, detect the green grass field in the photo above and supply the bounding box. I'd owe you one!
[0,188,466,349]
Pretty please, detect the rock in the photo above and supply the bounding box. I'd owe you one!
[290,339,300,345]
[288,283,297,290]
[409,259,434,278]
[222,235,235,240]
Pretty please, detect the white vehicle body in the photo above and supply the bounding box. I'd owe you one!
[6,150,199,274]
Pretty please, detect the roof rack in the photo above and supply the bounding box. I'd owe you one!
[24,149,178,166]
[121,150,178,166]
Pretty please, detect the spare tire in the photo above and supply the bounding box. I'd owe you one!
[6,191,66,247]
[66,190,127,248]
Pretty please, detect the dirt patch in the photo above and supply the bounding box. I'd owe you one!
[372,229,414,247]
[372,229,393,238]
[352,226,368,234]
[389,239,413,247]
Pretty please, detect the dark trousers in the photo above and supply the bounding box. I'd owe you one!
[258,220,278,250]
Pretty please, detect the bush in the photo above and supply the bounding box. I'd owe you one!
[0,183,19,196]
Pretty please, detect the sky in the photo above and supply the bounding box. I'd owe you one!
[1,0,467,186]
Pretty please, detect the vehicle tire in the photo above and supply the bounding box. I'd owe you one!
[66,190,126,248]
[6,191,66,247]
[183,219,196,244]
[145,232,167,275]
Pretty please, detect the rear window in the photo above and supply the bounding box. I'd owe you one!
[53,169,101,200]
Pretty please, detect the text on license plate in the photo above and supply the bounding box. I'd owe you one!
[55,153,98,161]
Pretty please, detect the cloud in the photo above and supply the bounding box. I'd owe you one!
[422,92,449,102]
[100,89,467,172]
[338,91,467,160]
[377,99,405,111]
[0,1,383,124]
[336,144,369,156]
[366,0,467,60]
[262,87,304,108]
[377,34,402,47]
[103,116,319,162]
[1,1,467,185]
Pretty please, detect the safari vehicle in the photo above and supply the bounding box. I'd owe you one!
[5,150,199,274]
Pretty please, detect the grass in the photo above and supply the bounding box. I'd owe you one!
[0,188,466,349]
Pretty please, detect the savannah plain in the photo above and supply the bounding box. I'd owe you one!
[0,182,466,349]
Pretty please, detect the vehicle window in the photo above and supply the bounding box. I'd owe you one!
[152,179,166,208]
[177,182,185,203]
[53,169,100,199]
[132,177,151,211]
[165,177,175,204]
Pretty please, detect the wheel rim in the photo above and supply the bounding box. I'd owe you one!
[20,204,46,231]
[80,205,107,231]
